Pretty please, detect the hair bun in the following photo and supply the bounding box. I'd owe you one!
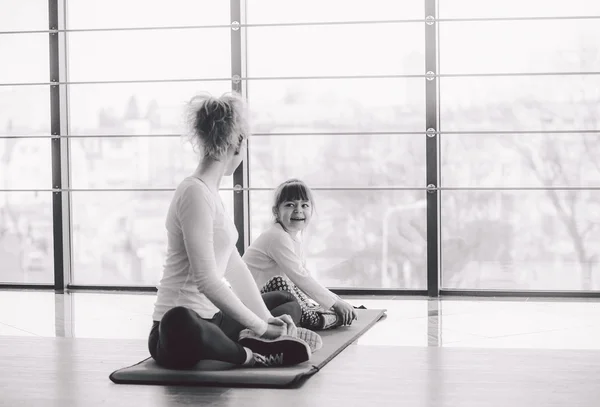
[186,93,249,160]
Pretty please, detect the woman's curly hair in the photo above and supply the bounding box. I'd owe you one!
[185,92,249,160]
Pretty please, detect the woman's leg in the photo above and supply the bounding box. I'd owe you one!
[261,290,302,325]
[213,292,321,356]
[148,306,247,369]
[261,276,323,329]
[215,290,302,341]
[262,290,323,351]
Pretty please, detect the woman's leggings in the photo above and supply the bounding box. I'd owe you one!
[148,291,301,369]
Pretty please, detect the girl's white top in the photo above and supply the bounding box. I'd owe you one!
[152,177,270,335]
[243,222,338,310]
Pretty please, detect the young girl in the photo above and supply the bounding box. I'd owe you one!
[148,95,319,370]
[243,179,358,330]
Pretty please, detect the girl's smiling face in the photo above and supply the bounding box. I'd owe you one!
[277,199,312,234]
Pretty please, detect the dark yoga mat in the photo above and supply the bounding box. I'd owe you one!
[109,308,386,388]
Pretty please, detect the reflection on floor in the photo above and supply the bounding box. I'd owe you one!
[1,290,600,350]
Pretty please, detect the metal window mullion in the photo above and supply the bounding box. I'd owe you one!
[240,0,251,251]
[425,0,440,297]
[7,69,600,87]
[231,0,249,254]
[436,0,443,294]
[7,14,600,35]
[49,0,63,292]
[49,0,72,294]
[59,0,73,292]
[8,129,600,139]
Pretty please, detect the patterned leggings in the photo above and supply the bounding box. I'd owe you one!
[260,276,337,330]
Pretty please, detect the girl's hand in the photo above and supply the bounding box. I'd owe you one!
[332,300,358,326]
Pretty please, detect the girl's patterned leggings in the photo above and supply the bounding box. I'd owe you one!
[260,275,336,330]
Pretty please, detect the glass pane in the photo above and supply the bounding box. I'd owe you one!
[442,191,600,290]
[70,136,228,189]
[247,0,424,23]
[68,30,230,82]
[0,0,48,31]
[250,190,427,289]
[71,190,234,286]
[248,79,425,133]
[0,34,48,83]
[441,134,600,187]
[440,20,600,74]
[440,76,600,131]
[67,82,232,136]
[0,86,50,134]
[67,0,229,29]
[247,24,424,77]
[0,192,53,283]
[249,134,424,188]
[440,0,600,18]
[0,138,51,189]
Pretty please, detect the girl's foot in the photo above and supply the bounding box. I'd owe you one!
[320,312,343,330]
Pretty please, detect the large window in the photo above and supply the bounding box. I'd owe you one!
[66,2,233,285]
[439,1,600,290]
[246,1,427,289]
[2,0,599,293]
[0,0,53,284]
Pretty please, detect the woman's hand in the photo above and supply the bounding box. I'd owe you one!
[275,314,297,337]
[262,314,297,338]
[261,317,287,339]
[332,300,358,326]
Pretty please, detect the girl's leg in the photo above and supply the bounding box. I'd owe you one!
[148,306,247,369]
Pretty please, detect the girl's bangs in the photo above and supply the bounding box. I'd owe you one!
[279,182,311,203]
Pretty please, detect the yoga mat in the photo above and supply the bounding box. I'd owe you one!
[109,308,386,388]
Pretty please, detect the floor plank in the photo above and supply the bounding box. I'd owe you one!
[1,336,600,407]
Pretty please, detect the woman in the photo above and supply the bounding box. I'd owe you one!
[148,93,314,369]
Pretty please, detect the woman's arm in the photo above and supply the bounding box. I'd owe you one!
[178,185,268,335]
[267,235,338,310]
[224,249,273,322]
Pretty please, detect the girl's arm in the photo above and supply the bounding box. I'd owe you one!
[179,185,268,335]
[267,235,338,310]
[224,249,273,322]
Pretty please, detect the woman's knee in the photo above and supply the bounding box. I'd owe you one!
[262,290,296,308]
[282,300,302,325]
[278,290,297,304]
[268,295,302,324]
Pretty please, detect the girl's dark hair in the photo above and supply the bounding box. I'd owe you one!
[272,178,315,222]
[185,92,249,160]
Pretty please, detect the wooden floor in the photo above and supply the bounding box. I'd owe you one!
[2,336,600,407]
